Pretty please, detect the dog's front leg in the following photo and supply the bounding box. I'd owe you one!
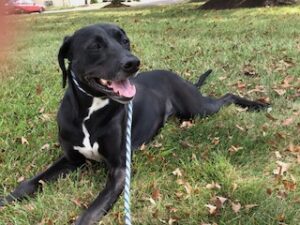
[75,166,126,225]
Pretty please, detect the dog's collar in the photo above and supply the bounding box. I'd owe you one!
[70,71,93,97]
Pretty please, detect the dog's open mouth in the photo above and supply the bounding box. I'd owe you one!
[98,78,136,98]
[89,77,136,103]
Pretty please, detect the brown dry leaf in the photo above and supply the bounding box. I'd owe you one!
[24,203,35,211]
[152,141,162,148]
[39,107,45,114]
[206,181,221,190]
[17,176,25,183]
[242,64,257,77]
[235,124,245,132]
[228,145,243,153]
[283,180,297,191]
[71,198,87,208]
[175,191,184,199]
[297,154,300,164]
[211,137,220,145]
[40,113,52,122]
[152,188,161,201]
[21,136,29,145]
[180,121,194,129]
[277,213,285,223]
[180,140,194,148]
[236,81,246,90]
[172,168,183,177]
[277,190,288,199]
[275,151,282,159]
[176,179,193,195]
[273,88,286,96]
[205,204,217,215]
[40,143,50,151]
[139,143,147,151]
[256,96,270,104]
[266,188,272,195]
[282,117,294,126]
[36,85,43,95]
[214,196,227,209]
[287,143,300,153]
[265,113,277,121]
[273,161,290,176]
[281,76,294,88]
[232,183,238,191]
[168,217,177,225]
[231,202,241,213]
[244,204,258,210]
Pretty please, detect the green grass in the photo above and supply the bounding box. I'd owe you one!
[0,3,300,225]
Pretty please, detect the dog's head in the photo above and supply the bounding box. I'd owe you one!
[58,23,140,103]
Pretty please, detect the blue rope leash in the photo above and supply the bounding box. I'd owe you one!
[124,100,133,225]
[70,71,134,224]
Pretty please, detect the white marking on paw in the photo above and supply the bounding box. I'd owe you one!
[74,97,109,161]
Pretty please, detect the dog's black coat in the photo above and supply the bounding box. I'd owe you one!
[0,23,267,224]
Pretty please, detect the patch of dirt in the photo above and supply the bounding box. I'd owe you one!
[103,2,130,8]
[200,0,297,10]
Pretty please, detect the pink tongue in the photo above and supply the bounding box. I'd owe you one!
[108,79,136,98]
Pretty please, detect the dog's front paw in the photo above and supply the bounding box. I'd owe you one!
[0,198,6,207]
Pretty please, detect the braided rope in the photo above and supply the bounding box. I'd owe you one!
[124,100,133,225]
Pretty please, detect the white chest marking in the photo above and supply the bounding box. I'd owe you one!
[74,97,109,161]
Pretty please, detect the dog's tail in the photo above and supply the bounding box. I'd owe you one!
[194,69,213,88]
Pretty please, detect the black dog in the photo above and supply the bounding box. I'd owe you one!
[0,23,267,224]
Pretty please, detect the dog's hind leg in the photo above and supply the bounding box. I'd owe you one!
[174,91,268,120]
[194,69,212,88]
[0,156,84,207]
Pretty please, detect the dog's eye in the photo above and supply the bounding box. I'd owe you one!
[88,42,102,50]
[122,39,129,45]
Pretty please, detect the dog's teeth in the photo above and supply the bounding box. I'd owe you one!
[100,79,108,85]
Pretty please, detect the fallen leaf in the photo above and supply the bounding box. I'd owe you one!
[17,176,25,183]
[172,168,183,177]
[152,188,161,201]
[139,143,147,150]
[266,188,272,195]
[244,204,258,210]
[228,145,243,153]
[242,64,257,77]
[273,88,286,96]
[273,161,290,176]
[265,113,277,121]
[277,213,285,222]
[205,204,217,215]
[287,143,300,153]
[168,217,177,225]
[231,202,241,213]
[206,181,221,190]
[235,124,245,132]
[277,190,288,199]
[36,85,43,95]
[275,151,282,159]
[211,137,220,145]
[21,136,29,145]
[40,143,50,151]
[282,117,294,126]
[180,140,194,148]
[180,121,194,129]
[214,196,227,209]
[283,180,297,191]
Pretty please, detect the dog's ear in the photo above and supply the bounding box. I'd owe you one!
[58,36,72,88]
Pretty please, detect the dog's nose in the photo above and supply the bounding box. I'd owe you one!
[121,57,140,73]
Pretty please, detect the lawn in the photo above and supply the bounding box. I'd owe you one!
[0,3,300,225]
